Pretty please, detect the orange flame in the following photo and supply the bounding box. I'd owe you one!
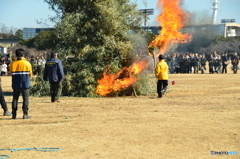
[96,0,192,96]
[149,0,192,55]
[96,61,148,96]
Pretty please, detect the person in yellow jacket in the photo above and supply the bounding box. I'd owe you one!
[10,49,32,119]
[155,54,169,98]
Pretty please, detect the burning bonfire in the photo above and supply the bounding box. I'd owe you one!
[96,61,148,96]
[96,0,192,96]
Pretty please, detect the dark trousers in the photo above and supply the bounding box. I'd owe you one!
[209,65,214,74]
[12,89,29,113]
[185,66,191,73]
[180,66,185,73]
[222,64,227,74]
[0,86,8,111]
[50,82,62,102]
[232,64,238,73]
[157,80,168,97]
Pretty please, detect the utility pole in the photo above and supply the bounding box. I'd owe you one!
[139,9,154,26]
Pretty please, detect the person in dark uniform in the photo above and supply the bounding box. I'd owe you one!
[178,55,185,73]
[221,52,228,74]
[184,55,191,74]
[200,54,207,74]
[213,55,222,73]
[43,53,64,102]
[193,53,200,74]
[231,52,239,74]
[208,54,214,74]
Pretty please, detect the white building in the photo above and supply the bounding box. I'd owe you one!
[142,23,240,38]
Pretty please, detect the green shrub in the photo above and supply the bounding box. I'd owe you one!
[30,76,50,96]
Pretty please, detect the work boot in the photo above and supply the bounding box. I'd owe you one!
[3,110,12,116]
[161,87,168,95]
[158,92,162,98]
[23,112,31,119]
[51,96,55,103]
[23,114,31,119]
[12,112,17,119]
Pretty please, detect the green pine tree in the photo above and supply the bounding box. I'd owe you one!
[36,0,145,97]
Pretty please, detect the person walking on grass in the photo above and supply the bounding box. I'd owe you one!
[10,49,32,119]
[155,54,169,98]
[43,53,64,103]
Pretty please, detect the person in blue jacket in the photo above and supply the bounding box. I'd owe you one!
[43,53,64,103]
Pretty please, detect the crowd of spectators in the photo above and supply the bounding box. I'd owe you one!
[165,51,239,74]
[1,51,239,76]
[0,55,46,76]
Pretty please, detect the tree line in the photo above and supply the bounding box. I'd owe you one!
[0,23,22,39]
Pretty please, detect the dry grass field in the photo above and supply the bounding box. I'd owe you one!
[0,69,239,159]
